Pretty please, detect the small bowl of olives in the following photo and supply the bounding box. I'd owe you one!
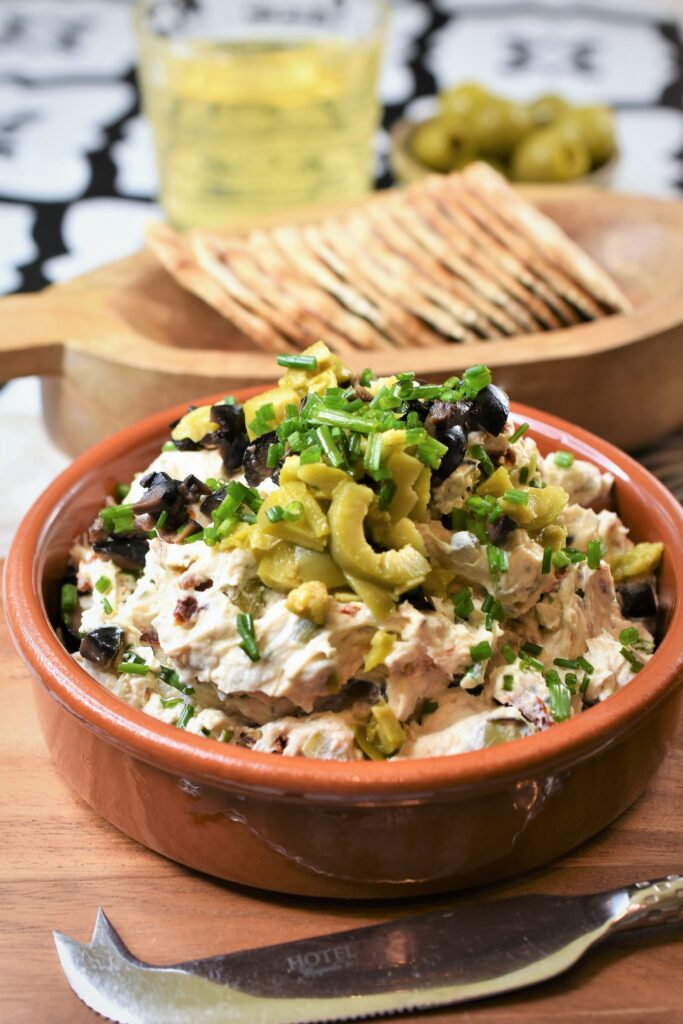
[390,82,618,186]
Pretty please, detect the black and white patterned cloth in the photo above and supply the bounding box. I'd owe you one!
[2,0,683,291]
[1,1,682,552]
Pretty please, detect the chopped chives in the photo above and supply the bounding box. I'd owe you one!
[276,353,318,370]
[470,444,495,477]
[283,501,304,522]
[310,408,374,434]
[116,661,149,675]
[462,364,492,396]
[266,441,284,468]
[237,612,260,662]
[503,674,515,691]
[162,441,176,452]
[619,626,640,646]
[470,640,494,663]
[378,479,397,511]
[546,676,572,722]
[219,728,234,743]
[300,444,322,465]
[542,546,553,574]
[519,466,529,484]
[487,545,508,578]
[554,657,579,669]
[451,587,474,620]
[565,672,578,693]
[160,697,183,708]
[552,549,571,569]
[587,539,603,570]
[156,510,168,530]
[522,641,543,657]
[508,422,529,444]
[359,368,375,387]
[61,582,78,615]
[176,703,195,729]
[115,482,131,501]
[101,596,113,614]
[451,508,468,531]
[316,425,345,468]
[266,505,285,523]
[621,647,644,673]
[522,655,545,672]
[418,699,439,721]
[147,529,158,540]
[576,656,594,675]
[503,489,529,506]
[221,395,237,405]
[580,673,591,694]
[363,432,383,474]
[502,643,516,664]
[159,666,194,696]
[553,451,575,468]
[563,547,585,564]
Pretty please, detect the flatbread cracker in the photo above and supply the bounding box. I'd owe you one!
[145,223,293,354]
[462,162,632,313]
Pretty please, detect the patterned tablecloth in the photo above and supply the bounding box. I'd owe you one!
[1,0,682,553]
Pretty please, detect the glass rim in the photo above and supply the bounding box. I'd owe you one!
[133,0,389,46]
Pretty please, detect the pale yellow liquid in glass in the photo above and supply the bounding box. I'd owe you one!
[138,37,382,230]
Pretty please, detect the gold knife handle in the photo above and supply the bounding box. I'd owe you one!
[615,875,683,932]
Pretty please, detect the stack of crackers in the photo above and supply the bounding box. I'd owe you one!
[146,162,630,356]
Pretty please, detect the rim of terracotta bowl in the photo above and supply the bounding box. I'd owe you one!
[5,392,683,803]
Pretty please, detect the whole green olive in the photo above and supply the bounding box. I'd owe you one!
[468,97,533,158]
[510,125,591,182]
[438,81,492,121]
[557,104,617,166]
[410,116,476,172]
[528,93,571,127]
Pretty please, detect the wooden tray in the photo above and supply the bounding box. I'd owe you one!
[1,186,683,455]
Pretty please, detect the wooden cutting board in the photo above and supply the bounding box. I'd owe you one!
[1,186,683,455]
[2,567,682,1024]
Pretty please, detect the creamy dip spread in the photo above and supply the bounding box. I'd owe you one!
[61,342,663,761]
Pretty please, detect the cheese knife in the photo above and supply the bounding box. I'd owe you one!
[53,874,683,1024]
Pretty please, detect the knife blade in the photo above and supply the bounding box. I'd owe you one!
[53,874,683,1024]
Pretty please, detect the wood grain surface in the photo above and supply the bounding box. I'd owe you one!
[2,565,682,1024]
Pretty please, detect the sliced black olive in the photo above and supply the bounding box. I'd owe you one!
[487,513,517,546]
[207,403,248,472]
[132,471,186,526]
[174,519,203,543]
[432,424,468,482]
[403,587,435,611]
[210,402,245,432]
[424,400,471,438]
[172,437,200,452]
[93,537,149,571]
[180,474,212,503]
[617,581,657,619]
[243,431,278,488]
[469,384,510,436]
[200,485,227,518]
[80,625,123,667]
[88,515,110,547]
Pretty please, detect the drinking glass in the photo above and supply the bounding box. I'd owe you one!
[134,0,387,229]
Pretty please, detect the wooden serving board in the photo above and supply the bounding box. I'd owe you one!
[1,186,683,454]
[2,568,682,1024]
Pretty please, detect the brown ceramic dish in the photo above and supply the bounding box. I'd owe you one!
[5,393,683,899]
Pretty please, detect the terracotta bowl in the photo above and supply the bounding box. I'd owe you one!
[5,394,683,899]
